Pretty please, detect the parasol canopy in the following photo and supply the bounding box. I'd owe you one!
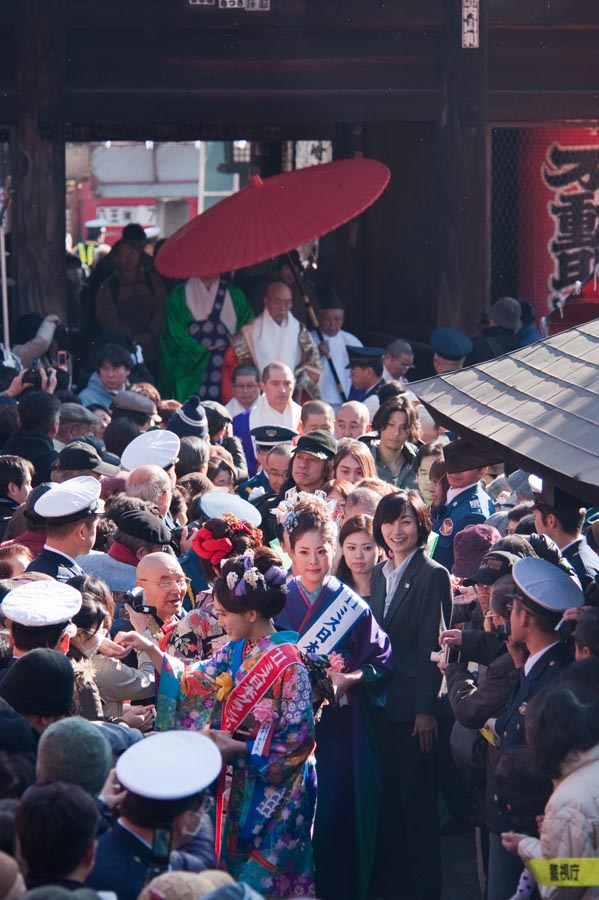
[155,157,390,278]
[411,318,599,504]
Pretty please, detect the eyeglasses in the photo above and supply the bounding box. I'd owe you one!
[138,576,191,591]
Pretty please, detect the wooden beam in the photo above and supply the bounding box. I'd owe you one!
[436,0,489,332]
[14,0,66,325]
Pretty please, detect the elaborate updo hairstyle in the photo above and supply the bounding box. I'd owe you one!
[214,547,287,620]
[192,514,263,582]
[285,495,337,551]
[373,489,431,556]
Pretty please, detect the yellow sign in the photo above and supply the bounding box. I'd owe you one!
[526,858,599,887]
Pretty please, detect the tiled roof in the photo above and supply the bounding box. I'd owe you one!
[411,319,599,504]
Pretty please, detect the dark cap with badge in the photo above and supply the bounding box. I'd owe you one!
[528,475,585,512]
[293,429,337,460]
[443,438,497,474]
[512,556,584,617]
[462,550,521,586]
[57,441,120,477]
[429,327,473,361]
[117,509,171,545]
[251,425,298,450]
[345,346,385,369]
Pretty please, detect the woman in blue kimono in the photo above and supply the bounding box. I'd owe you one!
[276,493,392,900]
[120,547,317,899]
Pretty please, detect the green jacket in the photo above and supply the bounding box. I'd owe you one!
[159,282,253,401]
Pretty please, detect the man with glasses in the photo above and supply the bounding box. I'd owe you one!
[383,338,415,385]
[131,552,191,641]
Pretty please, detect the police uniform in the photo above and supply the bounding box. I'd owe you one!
[26,477,103,582]
[120,429,180,533]
[86,731,222,900]
[495,557,584,750]
[237,425,297,500]
[429,327,473,371]
[0,581,82,683]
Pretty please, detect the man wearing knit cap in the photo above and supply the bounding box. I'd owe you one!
[466,297,522,365]
[86,731,221,900]
[0,582,82,681]
[165,395,208,441]
[26,476,103,581]
[37,716,113,797]
[529,475,599,589]
[431,439,495,571]
[0,648,75,733]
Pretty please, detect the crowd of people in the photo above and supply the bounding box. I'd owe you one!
[0,231,597,900]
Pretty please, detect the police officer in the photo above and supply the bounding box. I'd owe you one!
[346,346,386,418]
[429,327,473,375]
[26,477,103,581]
[237,425,297,500]
[431,438,495,571]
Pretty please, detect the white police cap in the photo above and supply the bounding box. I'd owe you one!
[1,581,82,628]
[34,476,103,525]
[120,430,181,472]
[200,491,262,527]
[512,557,584,613]
[116,731,222,799]
[84,218,108,229]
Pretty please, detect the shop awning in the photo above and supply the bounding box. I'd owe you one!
[411,319,599,504]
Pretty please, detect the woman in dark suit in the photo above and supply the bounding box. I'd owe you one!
[370,489,451,900]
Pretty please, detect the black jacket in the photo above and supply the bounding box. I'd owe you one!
[1,431,58,486]
[370,549,451,722]
[26,547,84,583]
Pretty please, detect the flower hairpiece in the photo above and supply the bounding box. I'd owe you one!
[269,486,336,530]
[226,571,240,590]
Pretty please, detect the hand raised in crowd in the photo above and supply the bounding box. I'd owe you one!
[506,636,527,669]
[205,728,247,760]
[561,605,588,622]
[179,524,199,556]
[97,633,131,659]
[501,831,527,854]
[120,703,156,733]
[39,366,58,393]
[115,627,154,652]
[439,628,463,648]
[123,602,151,635]
[98,768,127,810]
[412,713,438,753]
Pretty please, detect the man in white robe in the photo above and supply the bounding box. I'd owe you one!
[310,303,362,412]
[223,280,321,401]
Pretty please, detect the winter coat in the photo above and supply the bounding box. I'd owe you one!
[518,742,599,899]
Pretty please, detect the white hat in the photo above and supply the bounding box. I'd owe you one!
[120,430,181,472]
[200,491,262,527]
[84,218,108,229]
[116,731,222,799]
[1,582,82,628]
[512,557,584,614]
[144,226,161,240]
[34,476,103,525]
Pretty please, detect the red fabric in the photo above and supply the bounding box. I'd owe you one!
[192,528,233,566]
[107,541,139,567]
[155,158,390,279]
[1,530,46,558]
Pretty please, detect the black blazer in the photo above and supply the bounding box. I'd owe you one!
[370,548,451,723]
[26,548,84,583]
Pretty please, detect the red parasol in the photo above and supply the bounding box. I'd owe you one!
[155,157,390,278]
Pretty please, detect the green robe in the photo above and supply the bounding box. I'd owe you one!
[159,282,254,402]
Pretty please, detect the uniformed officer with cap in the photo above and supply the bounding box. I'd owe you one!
[494,556,584,751]
[237,425,297,499]
[346,346,386,418]
[86,731,222,900]
[429,327,473,375]
[431,438,495,571]
[26,476,103,581]
[121,430,181,531]
[529,474,599,590]
[0,582,82,681]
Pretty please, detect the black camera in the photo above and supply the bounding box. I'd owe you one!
[124,586,156,616]
[496,621,511,642]
[22,358,43,390]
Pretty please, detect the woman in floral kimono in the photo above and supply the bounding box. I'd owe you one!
[166,514,263,662]
[120,547,317,900]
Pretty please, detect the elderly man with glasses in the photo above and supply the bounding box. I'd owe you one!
[128,552,192,643]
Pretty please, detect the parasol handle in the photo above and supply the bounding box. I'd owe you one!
[0,178,12,354]
[285,253,347,403]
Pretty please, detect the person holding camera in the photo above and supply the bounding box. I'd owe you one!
[123,551,191,648]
